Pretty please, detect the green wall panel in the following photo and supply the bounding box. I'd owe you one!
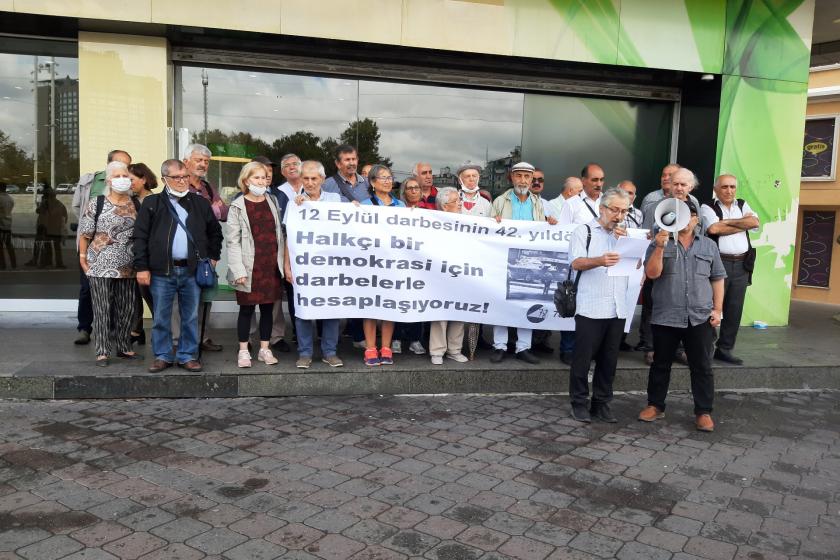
[716,75,808,326]
[723,0,814,82]
[617,0,726,72]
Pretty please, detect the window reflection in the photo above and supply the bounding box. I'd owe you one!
[0,48,79,297]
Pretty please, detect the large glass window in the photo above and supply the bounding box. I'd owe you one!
[0,40,79,298]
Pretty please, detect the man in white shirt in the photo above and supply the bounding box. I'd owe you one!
[700,174,759,366]
[558,163,605,226]
[568,187,630,423]
[278,154,303,201]
[617,180,643,228]
[549,176,582,219]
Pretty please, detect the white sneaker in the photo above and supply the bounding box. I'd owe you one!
[409,341,426,355]
[352,340,367,350]
[391,340,402,354]
[430,355,443,365]
[257,348,278,365]
[446,352,469,363]
[237,350,252,368]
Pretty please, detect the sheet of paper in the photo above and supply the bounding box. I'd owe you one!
[609,257,643,276]
[626,227,649,240]
[614,235,649,258]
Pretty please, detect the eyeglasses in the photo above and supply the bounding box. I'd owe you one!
[165,175,190,181]
[375,176,394,183]
[605,206,629,216]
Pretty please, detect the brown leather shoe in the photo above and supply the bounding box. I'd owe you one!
[148,359,173,373]
[178,360,203,372]
[695,414,715,432]
[638,405,664,422]
[200,339,223,352]
[644,351,654,366]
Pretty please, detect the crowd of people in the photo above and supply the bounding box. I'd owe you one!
[70,143,758,432]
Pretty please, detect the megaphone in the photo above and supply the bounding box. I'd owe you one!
[654,198,690,233]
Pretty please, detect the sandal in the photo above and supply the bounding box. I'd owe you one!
[364,347,380,367]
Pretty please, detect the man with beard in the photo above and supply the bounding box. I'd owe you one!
[323,144,370,202]
[489,162,547,365]
[568,188,631,423]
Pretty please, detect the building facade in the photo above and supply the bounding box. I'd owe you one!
[0,0,815,326]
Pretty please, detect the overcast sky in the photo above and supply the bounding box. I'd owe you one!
[181,67,524,178]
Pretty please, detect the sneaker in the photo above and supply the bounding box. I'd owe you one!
[322,355,344,368]
[391,340,402,354]
[408,341,426,355]
[237,350,252,368]
[296,356,312,369]
[380,347,394,365]
[258,348,278,365]
[695,414,715,432]
[570,404,591,423]
[446,352,469,363]
[431,355,443,365]
[364,347,380,367]
[638,405,665,422]
[353,340,367,350]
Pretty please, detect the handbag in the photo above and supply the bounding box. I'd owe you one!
[163,198,217,289]
[554,225,590,318]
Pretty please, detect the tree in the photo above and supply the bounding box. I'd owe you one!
[339,119,392,168]
[0,129,34,184]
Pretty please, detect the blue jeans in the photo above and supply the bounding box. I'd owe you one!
[151,267,200,363]
[560,330,576,353]
[295,318,339,358]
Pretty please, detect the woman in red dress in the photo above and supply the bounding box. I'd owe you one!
[226,162,285,368]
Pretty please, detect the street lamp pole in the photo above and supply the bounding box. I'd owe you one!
[201,69,209,144]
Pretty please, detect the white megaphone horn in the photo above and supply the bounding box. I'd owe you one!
[654,198,690,242]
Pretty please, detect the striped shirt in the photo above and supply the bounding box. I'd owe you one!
[570,220,629,320]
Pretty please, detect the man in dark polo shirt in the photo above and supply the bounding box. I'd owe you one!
[639,198,726,432]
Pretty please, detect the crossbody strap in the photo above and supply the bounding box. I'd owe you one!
[567,225,592,287]
[164,198,201,260]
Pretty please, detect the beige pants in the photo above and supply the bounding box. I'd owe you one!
[430,320,464,357]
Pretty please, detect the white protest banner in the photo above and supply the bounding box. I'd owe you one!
[286,202,644,331]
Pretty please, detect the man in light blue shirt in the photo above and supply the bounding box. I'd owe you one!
[568,188,631,424]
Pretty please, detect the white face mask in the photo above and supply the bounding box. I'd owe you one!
[461,183,480,194]
[167,184,188,198]
[110,177,131,193]
[248,184,267,197]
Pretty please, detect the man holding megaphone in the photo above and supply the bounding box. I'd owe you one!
[639,188,726,433]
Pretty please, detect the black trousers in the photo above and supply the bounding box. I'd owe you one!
[238,303,274,343]
[717,259,748,351]
[569,315,625,406]
[77,266,93,334]
[647,321,715,415]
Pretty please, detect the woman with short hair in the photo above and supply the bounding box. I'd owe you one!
[360,165,403,366]
[226,161,285,368]
[399,176,424,209]
[429,188,469,365]
[78,160,140,366]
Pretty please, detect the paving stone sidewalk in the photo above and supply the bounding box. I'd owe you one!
[0,390,838,559]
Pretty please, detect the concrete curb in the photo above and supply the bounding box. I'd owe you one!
[2,364,839,400]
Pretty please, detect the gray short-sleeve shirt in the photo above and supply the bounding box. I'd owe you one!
[644,234,726,328]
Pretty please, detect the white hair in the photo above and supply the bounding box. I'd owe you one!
[714,173,737,188]
[301,160,326,178]
[435,187,460,210]
[105,160,128,179]
[600,187,630,208]
[184,143,211,159]
[673,167,699,189]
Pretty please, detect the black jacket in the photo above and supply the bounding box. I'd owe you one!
[133,192,223,276]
